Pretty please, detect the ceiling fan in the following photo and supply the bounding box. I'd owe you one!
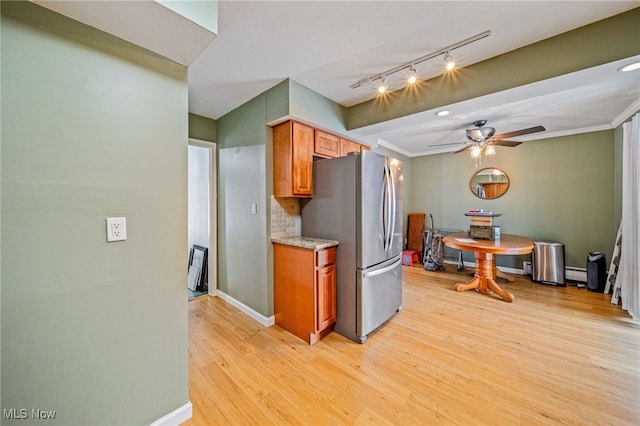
[453,119,546,154]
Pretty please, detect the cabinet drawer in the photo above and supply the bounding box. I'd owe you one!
[315,131,340,158]
[316,247,336,268]
[339,138,361,156]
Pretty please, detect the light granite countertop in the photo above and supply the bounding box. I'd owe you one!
[271,236,339,250]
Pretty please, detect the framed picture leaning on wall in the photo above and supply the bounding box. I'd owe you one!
[188,245,208,292]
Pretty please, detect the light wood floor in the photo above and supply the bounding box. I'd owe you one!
[185,265,640,425]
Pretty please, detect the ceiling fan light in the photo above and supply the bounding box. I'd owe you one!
[466,129,482,142]
[466,125,495,142]
[470,145,481,158]
[485,144,496,156]
[481,127,495,138]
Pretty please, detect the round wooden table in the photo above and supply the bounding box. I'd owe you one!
[442,232,534,302]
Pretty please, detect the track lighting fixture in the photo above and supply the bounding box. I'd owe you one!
[350,30,490,96]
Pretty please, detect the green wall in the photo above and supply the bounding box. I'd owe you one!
[1,2,189,424]
[288,80,349,132]
[188,112,217,142]
[216,92,272,315]
[411,131,616,269]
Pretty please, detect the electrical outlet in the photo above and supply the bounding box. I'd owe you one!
[251,203,257,215]
[106,217,127,242]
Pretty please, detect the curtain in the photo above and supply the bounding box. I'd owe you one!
[619,113,640,320]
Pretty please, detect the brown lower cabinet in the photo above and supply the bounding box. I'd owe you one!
[273,243,337,344]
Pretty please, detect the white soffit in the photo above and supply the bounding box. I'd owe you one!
[30,0,217,66]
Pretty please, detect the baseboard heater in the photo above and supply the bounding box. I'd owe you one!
[523,261,587,282]
[565,267,587,282]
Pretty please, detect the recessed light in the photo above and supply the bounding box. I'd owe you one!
[436,110,450,117]
[618,61,640,72]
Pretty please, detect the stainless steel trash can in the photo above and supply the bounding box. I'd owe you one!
[531,241,565,286]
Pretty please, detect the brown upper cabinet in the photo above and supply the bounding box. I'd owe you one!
[273,121,314,198]
[273,120,370,198]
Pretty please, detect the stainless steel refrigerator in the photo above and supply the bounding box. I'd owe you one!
[301,151,403,343]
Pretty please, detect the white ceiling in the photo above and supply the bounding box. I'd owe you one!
[188,1,640,157]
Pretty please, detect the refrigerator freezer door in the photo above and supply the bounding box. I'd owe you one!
[358,151,389,269]
[357,255,402,341]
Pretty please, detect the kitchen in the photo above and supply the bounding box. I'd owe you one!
[271,120,403,344]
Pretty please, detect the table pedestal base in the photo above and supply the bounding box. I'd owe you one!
[454,252,515,302]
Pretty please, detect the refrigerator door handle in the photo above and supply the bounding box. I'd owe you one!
[381,165,389,252]
[384,164,392,252]
[362,257,402,279]
[388,162,396,253]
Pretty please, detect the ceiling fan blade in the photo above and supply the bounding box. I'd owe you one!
[493,139,522,147]
[454,144,472,154]
[494,125,545,140]
[431,141,466,147]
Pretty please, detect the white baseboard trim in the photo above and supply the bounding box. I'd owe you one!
[215,290,275,327]
[150,401,192,426]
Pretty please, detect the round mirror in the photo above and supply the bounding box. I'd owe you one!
[470,167,510,199]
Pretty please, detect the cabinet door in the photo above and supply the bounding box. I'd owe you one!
[315,131,340,158]
[316,264,336,332]
[292,122,314,196]
[340,138,361,156]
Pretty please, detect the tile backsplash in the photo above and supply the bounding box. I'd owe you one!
[271,196,301,238]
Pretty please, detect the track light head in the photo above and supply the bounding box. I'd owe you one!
[444,51,455,71]
[376,77,388,95]
[407,66,418,85]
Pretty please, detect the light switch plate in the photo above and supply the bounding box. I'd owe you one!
[106,217,127,242]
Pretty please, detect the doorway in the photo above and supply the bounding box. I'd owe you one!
[188,139,217,300]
